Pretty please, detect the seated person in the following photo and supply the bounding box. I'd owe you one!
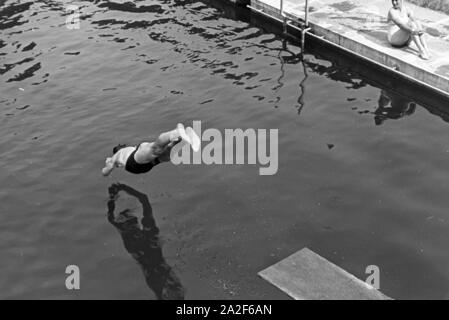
[387,0,431,60]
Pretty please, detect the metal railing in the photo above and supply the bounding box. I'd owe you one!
[302,0,311,50]
[280,0,311,49]
[280,0,310,25]
[248,0,311,50]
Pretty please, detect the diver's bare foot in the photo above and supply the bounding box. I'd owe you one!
[185,126,200,152]
[168,123,185,141]
[177,122,192,144]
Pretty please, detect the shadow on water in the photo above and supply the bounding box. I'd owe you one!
[107,183,185,300]
[296,50,418,122]
[374,90,416,125]
[302,50,449,124]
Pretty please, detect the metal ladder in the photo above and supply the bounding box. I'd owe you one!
[248,0,312,51]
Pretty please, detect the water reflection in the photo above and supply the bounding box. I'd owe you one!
[272,39,309,113]
[107,183,184,300]
[305,56,368,90]
[374,90,416,125]
[297,53,309,114]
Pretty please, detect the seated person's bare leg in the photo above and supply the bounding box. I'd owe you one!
[411,21,430,57]
[420,35,430,57]
[411,34,429,59]
[418,33,430,57]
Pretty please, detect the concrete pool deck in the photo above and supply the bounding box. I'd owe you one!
[248,0,449,97]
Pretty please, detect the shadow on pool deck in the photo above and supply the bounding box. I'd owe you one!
[251,0,449,95]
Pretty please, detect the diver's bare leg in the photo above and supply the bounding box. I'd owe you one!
[135,124,184,162]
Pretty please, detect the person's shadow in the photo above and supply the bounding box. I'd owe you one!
[374,89,417,125]
[107,183,185,300]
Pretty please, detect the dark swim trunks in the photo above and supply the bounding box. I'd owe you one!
[125,144,161,174]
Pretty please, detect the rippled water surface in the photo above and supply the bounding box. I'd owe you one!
[1,0,449,299]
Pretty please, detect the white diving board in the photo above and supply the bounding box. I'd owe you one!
[258,248,391,300]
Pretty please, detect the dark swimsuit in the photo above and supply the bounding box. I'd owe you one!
[125,144,161,174]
